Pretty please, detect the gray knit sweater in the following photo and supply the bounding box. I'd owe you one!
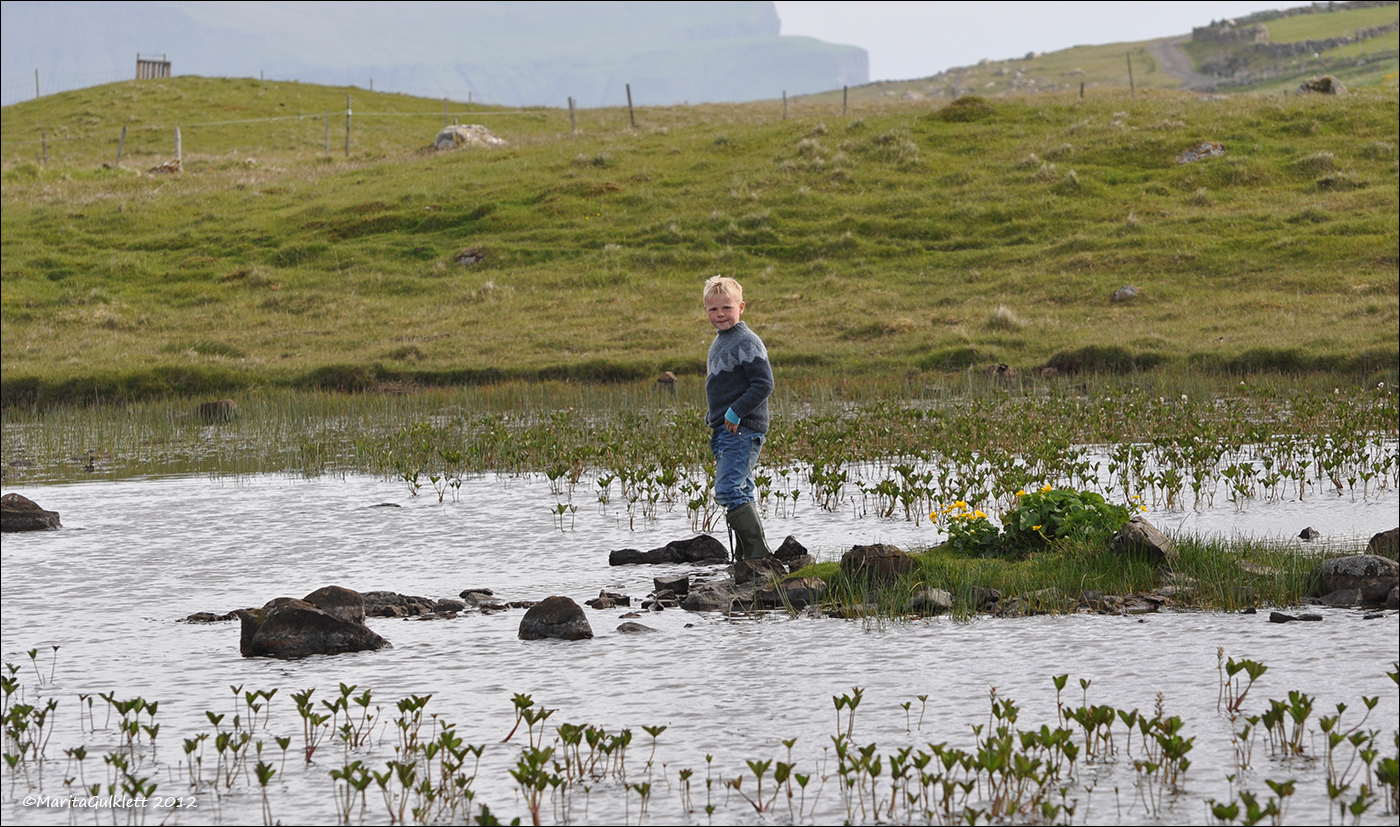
[705,322,773,433]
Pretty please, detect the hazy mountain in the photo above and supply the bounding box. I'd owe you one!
[1,1,868,107]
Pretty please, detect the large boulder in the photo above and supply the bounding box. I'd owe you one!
[237,586,389,658]
[609,535,729,565]
[518,596,593,640]
[840,544,913,583]
[1110,516,1178,565]
[1297,75,1346,96]
[434,124,506,150]
[1368,528,1398,561]
[1,493,61,532]
[1311,555,1399,605]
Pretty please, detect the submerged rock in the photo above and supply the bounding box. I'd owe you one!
[755,576,826,610]
[518,596,593,640]
[653,574,690,597]
[734,557,787,586]
[617,622,659,634]
[609,535,728,565]
[237,586,390,658]
[1,493,61,532]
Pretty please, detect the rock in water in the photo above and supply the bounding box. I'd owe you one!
[237,586,389,658]
[1,493,61,532]
[1110,516,1178,565]
[609,535,728,565]
[1311,555,1399,605]
[518,596,593,640]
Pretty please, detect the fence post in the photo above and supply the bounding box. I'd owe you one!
[1080,81,1085,99]
[782,90,787,120]
[1127,52,1135,98]
[843,85,848,116]
[41,130,47,165]
[117,125,127,165]
[568,96,576,133]
[35,68,39,99]
[324,111,330,155]
[345,95,352,157]
[443,98,448,127]
[626,83,635,128]
[175,126,182,167]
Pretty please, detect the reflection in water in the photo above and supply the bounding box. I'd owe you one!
[1,473,1396,825]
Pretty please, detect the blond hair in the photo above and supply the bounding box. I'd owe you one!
[703,275,743,304]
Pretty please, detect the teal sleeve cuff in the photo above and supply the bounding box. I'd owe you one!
[724,408,741,425]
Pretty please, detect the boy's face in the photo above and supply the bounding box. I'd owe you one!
[706,292,745,331]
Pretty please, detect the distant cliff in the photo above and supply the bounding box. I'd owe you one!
[1,1,867,107]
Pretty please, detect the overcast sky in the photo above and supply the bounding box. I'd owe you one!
[775,1,1306,82]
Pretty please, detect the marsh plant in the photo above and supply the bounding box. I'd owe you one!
[2,659,1396,825]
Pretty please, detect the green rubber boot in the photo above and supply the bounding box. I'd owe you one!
[725,501,772,561]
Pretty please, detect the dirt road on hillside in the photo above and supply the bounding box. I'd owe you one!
[1147,35,1219,91]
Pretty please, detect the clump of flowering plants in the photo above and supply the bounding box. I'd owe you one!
[934,486,1137,556]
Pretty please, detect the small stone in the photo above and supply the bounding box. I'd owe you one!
[1110,285,1140,303]
[617,622,659,634]
[910,588,954,614]
[840,544,913,583]
[1299,526,1321,541]
[653,575,690,597]
[1269,611,1297,623]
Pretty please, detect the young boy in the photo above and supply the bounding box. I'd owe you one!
[703,275,775,561]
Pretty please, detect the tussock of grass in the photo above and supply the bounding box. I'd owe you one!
[805,533,1325,620]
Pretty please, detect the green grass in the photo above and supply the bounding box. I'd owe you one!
[1260,5,1399,43]
[799,533,1332,618]
[1,77,1397,405]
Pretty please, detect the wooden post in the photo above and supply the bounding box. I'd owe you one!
[116,125,126,165]
[782,90,787,120]
[174,126,182,166]
[568,96,576,133]
[41,130,47,165]
[443,98,448,127]
[1127,52,1135,98]
[1080,81,1085,99]
[626,83,635,128]
[369,78,373,92]
[843,85,848,116]
[324,111,329,155]
[345,95,351,157]
[468,91,472,104]
[35,68,39,99]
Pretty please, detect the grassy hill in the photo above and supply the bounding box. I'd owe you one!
[817,4,1398,106]
[1,76,1397,404]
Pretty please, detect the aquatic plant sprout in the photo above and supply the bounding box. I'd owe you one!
[5,385,1396,521]
[2,660,1395,825]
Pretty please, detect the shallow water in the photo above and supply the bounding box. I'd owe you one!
[1,472,1397,825]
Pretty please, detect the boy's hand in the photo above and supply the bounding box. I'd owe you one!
[725,420,739,434]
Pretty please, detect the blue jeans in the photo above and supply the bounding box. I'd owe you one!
[711,426,765,510]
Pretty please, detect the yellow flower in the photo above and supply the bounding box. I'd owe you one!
[1040,484,1053,492]
[974,510,987,518]
[1033,524,1042,531]
[956,500,968,508]
[1016,490,1026,497]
